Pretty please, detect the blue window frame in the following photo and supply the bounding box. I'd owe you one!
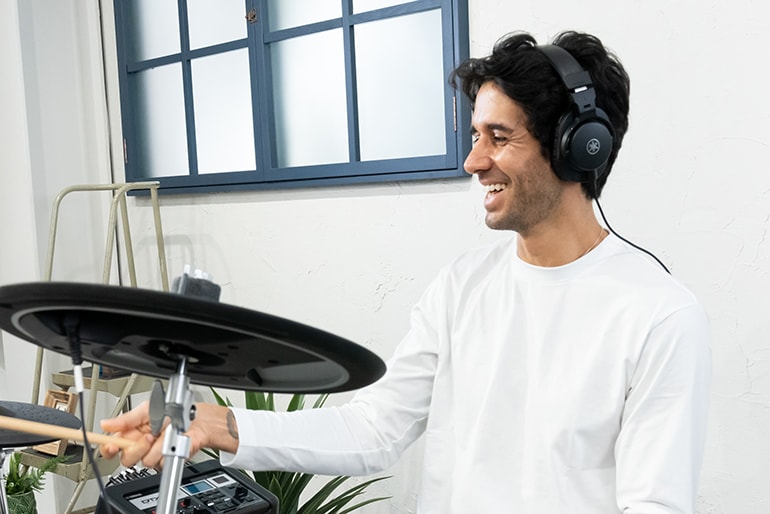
[113,0,470,194]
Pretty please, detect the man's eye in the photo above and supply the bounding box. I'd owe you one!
[470,133,508,146]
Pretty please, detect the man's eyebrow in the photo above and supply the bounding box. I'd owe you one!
[469,123,515,135]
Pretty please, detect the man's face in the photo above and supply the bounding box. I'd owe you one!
[464,82,564,234]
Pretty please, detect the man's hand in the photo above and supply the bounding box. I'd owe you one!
[100,401,238,468]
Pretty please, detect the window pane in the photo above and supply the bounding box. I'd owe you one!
[133,64,188,177]
[187,0,247,50]
[352,0,410,13]
[192,49,256,174]
[355,9,446,161]
[126,0,180,61]
[266,0,341,31]
[270,30,348,168]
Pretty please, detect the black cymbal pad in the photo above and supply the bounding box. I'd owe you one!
[0,282,386,393]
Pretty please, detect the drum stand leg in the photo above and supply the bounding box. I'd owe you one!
[155,357,194,514]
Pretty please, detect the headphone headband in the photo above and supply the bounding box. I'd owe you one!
[537,45,592,90]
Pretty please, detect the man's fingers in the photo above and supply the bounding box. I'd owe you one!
[100,400,150,433]
[101,442,119,459]
[120,433,156,468]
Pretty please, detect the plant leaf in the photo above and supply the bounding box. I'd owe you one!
[287,394,305,412]
[245,391,264,410]
[4,453,69,496]
[336,496,392,514]
[298,476,350,513]
[307,476,391,514]
[281,472,315,512]
[209,387,232,407]
[312,394,329,409]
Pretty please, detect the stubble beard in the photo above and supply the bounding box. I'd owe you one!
[485,171,563,235]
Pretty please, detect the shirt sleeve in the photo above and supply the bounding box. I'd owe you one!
[615,303,712,513]
[219,277,445,476]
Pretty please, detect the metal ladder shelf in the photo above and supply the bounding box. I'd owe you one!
[20,181,169,514]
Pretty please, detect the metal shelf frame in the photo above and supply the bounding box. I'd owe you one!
[22,181,169,514]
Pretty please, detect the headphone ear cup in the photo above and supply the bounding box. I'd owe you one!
[552,107,614,183]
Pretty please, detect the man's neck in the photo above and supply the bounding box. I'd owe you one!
[515,200,605,267]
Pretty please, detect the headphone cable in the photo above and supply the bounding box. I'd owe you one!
[64,315,115,514]
[591,171,670,274]
[594,198,670,274]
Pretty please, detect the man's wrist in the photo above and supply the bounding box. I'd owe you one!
[226,409,240,441]
[193,403,240,454]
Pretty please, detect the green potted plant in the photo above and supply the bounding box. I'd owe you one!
[208,390,390,514]
[4,452,67,514]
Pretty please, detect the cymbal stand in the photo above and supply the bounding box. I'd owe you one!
[155,356,195,514]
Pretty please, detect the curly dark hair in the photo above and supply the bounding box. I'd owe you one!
[450,31,630,199]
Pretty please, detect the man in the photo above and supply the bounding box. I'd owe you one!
[102,31,711,513]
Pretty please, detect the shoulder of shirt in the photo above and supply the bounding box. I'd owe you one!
[420,236,517,296]
[440,236,516,274]
[597,235,703,309]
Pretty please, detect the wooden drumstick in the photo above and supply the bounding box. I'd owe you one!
[0,414,135,450]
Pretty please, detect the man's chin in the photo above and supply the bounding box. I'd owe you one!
[485,210,529,232]
[484,215,513,231]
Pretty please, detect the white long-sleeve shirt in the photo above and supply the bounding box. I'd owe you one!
[221,234,711,513]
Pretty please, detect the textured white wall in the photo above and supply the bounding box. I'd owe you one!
[2,0,769,512]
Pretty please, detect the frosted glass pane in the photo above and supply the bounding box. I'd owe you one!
[188,0,247,50]
[134,64,188,177]
[192,49,256,173]
[271,30,348,168]
[266,0,340,31]
[126,0,180,61]
[352,0,408,13]
[355,10,446,161]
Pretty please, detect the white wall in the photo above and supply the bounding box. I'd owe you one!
[0,2,57,512]
[2,0,770,512]
[0,0,43,410]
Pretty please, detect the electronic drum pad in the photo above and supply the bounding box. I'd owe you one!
[0,282,386,393]
[0,400,81,447]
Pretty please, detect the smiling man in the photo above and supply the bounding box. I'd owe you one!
[467,80,593,265]
[102,31,711,514]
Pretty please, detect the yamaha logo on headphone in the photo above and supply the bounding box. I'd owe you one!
[536,45,615,185]
[587,138,601,155]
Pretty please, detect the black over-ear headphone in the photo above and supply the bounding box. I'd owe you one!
[537,44,615,184]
